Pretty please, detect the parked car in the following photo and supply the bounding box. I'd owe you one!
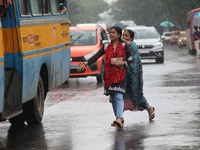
[70,25,109,82]
[169,30,180,45]
[161,32,171,44]
[178,31,187,48]
[126,26,164,63]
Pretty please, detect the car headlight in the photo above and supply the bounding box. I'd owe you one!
[153,42,163,48]
[84,52,97,60]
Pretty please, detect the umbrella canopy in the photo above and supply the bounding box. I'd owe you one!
[160,21,174,27]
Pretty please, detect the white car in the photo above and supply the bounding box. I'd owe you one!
[161,32,172,44]
[126,26,164,63]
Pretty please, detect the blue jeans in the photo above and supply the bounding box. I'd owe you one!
[110,92,124,119]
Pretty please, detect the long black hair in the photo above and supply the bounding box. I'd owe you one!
[110,26,123,42]
[124,29,135,40]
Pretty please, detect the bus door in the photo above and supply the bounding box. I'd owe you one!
[0,18,5,121]
[1,1,23,120]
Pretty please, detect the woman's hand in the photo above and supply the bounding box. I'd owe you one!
[115,61,124,68]
[77,64,85,72]
[121,37,131,46]
[106,27,110,34]
[121,37,127,43]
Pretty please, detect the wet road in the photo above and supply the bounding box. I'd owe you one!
[1,45,200,150]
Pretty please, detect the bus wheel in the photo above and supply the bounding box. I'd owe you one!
[23,76,45,124]
[9,113,25,126]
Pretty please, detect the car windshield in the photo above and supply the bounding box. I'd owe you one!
[181,33,187,37]
[173,32,180,35]
[134,29,158,39]
[70,30,97,46]
[165,33,171,36]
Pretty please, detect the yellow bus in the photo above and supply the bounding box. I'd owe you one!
[0,0,70,125]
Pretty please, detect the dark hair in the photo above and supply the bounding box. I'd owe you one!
[194,26,198,31]
[110,26,123,42]
[59,3,64,10]
[124,29,134,40]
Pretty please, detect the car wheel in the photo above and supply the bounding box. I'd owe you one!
[96,61,104,83]
[23,75,45,124]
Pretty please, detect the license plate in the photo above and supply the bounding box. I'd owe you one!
[139,49,150,54]
[70,64,79,69]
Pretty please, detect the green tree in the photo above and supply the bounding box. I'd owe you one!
[68,0,109,26]
[110,0,200,33]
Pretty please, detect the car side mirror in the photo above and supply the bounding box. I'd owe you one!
[102,40,109,45]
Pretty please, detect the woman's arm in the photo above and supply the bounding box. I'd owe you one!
[121,37,131,47]
[77,46,105,71]
[115,44,133,68]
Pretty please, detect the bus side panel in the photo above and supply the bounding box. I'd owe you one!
[18,18,70,102]
[0,24,5,113]
[62,47,70,83]
[22,54,51,102]
[49,50,62,90]
[0,64,4,113]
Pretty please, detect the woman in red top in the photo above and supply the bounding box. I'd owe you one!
[77,26,133,127]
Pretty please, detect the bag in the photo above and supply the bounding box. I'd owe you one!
[110,57,124,65]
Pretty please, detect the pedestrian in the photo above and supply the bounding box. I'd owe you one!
[193,26,200,58]
[77,26,133,127]
[121,29,155,121]
[59,3,67,14]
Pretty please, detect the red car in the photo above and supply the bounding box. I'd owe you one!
[70,25,109,82]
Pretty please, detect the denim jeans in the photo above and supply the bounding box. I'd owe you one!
[110,92,124,119]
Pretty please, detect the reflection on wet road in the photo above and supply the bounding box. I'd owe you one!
[1,46,200,150]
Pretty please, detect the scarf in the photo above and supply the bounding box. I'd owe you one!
[104,41,126,89]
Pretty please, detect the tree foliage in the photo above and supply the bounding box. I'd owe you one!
[68,0,109,26]
[111,0,200,33]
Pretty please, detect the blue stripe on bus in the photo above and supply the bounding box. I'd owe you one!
[22,43,69,56]
[0,57,4,62]
[0,65,4,113]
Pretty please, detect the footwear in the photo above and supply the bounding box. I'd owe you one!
[111,118,124,126]
[121,118,124,123]
[148,106,155,121]
[113,120,123,127]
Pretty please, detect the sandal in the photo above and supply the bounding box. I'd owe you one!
[111,118,124,126]
[113,120,123,127]
[148,106,155,121]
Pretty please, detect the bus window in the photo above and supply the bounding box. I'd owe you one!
[59,0,67,15]
[29,0,41,17]
[41,0,51,16]
[50,0,59,15]
[18,0,31,17]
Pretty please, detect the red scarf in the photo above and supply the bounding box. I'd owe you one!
[104,41,126,89]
